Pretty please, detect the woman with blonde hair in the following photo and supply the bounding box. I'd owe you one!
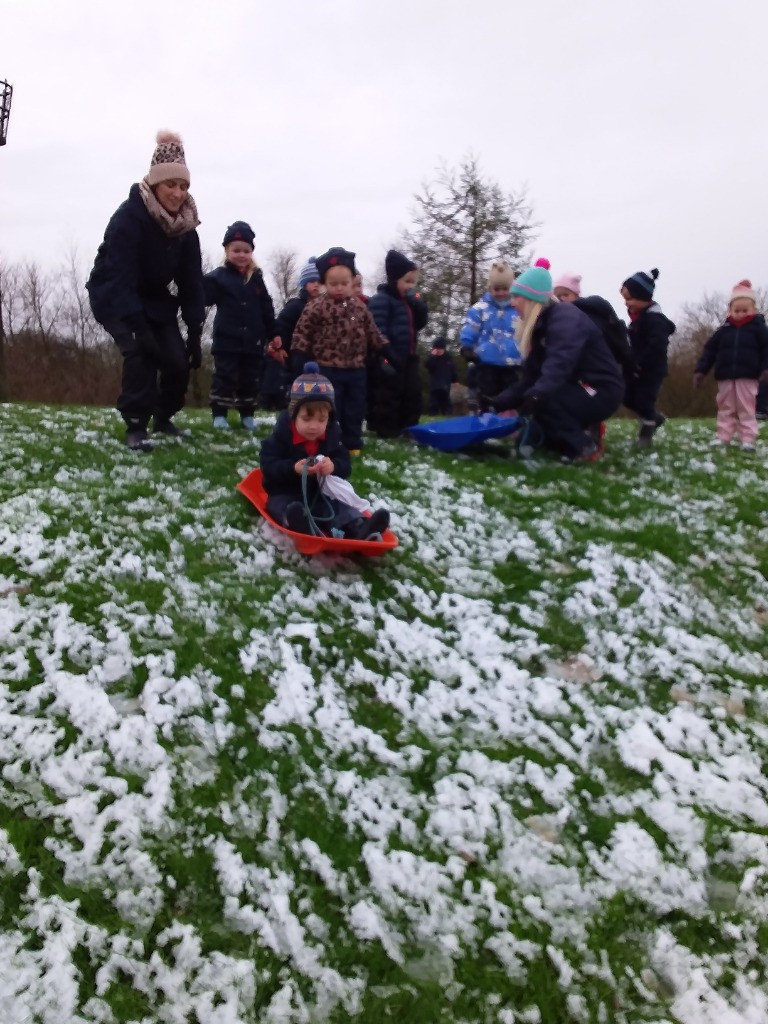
[491,259,624,462]
[87,130,205,451]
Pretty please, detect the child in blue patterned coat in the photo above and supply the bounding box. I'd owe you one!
[459,261,521,411]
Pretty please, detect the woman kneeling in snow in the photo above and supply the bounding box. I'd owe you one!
[491,260,625,463]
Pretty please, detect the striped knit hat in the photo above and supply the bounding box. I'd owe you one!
[622,268,659,301]
[147,130,190,187]
[298,258,320,290]
[511,258,552,303]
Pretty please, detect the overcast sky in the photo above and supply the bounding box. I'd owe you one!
[2,0,767,324]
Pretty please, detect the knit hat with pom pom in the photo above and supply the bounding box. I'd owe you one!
[622,268,659,301]
[288,361,335,417]
[147,130,190,187]
[510,258,552,303]
[488,260,515,289]
[729,279,757,307]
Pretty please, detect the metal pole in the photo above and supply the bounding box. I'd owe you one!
[0,80,13,147]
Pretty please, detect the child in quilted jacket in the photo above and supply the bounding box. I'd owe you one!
[290,247,391,452]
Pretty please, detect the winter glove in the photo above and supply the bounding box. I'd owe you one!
[185,326,203,370]
[759,368,768,385]
[519,393,545,417]
[460,346,478,363]
[692,372,704,389]
[380,346,401,376]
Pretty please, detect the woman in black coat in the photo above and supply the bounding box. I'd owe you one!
[87,131,205,451]
[492,260,624,461]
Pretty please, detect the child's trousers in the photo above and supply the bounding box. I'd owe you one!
[716,378,758,444]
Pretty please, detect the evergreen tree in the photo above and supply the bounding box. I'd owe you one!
[404,155,534,340]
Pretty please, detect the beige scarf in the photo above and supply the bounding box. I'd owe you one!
[139,178,201,237]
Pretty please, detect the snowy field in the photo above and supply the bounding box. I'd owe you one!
[1,402,767,1024]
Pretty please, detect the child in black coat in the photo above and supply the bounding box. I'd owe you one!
[204,221,280,430]
[367,249,429,437]
[693,279,768,451]
[620,268,676,448]
[425,337,457,415]
[259,363,390,539]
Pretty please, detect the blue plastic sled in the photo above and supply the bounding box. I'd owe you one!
[407,413,524,452]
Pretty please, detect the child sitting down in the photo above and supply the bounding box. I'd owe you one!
[259,362,390,540]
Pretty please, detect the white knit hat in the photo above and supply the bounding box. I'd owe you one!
[147,130,190,187]
[729,279,757,306]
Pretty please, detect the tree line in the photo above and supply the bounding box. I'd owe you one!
[0,155,752,415]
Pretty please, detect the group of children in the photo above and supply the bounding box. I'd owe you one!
[85,129,766,535]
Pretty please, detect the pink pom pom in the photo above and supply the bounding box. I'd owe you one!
[534,258,551,270]
[737,278,752,288]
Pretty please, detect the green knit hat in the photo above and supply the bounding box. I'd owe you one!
[511,258,552,303]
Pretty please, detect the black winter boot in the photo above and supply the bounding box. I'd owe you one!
[284,502,312,534]
[125,427,153,452]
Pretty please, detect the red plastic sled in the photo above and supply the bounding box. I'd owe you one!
[237,468,398,557]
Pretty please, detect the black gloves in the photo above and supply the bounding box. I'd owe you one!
[186,325,203,370]
[380,346,401,376]
[460,346,478,363]
[519,393,545,417]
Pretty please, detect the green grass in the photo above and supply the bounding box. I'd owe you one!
[1,402,768,1023]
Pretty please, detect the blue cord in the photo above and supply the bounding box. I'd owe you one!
[300,461,336,536]
[517,416,545,457]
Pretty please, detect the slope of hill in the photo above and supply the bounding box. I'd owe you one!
[1,403,767,1024]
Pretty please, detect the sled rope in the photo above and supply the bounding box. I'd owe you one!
[300,461,336,537]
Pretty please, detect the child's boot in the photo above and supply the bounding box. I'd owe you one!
[284,502,311,534]
[345,508,390,540]
[213,415,230,430]
[240,415,256,431]
[637,412,666,449]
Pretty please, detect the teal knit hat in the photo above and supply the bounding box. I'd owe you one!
[511,258,552,303]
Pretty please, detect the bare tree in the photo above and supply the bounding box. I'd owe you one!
[266,247,299,307]
[19,261,65,349]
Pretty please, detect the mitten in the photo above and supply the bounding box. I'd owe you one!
[460,346,478,363]
[759,368,768,385]
[380,346,401,375]
[186,326,203,370]
[692,372,704,389]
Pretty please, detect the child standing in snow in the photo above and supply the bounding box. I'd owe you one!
[459,260,521,412]
[620,268,676,448]
[290,247,391,453]
[204,221,281,430]
[259,362,390,539]
[261,258,322,410]
[425,337,457,415]
[367,249,430,437]
[693,280,768,451]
